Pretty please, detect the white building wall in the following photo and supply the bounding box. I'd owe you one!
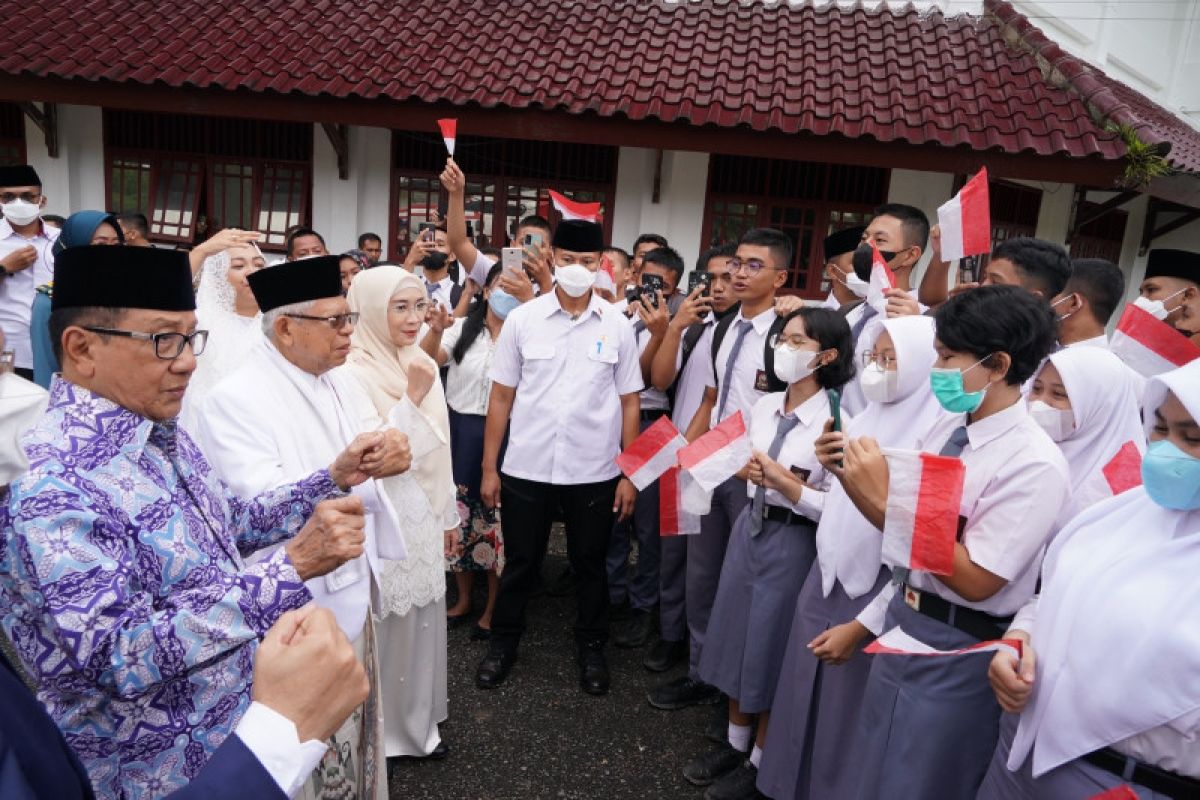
[886,168,955,285]
[25,103,105,217]
[312,124,393,255]
[611,147,708,272]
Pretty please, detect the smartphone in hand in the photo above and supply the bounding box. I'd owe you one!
[419,222,437,243]
[687,271,712,297]
[501,247,523,273]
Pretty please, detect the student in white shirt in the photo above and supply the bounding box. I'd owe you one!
[1050,257,1125,348]
[836,285,1068,800]
[979,359,1200,800]
[0,165,58,381]
[685,307,855,800]
[476,219,642,697]
[819,225,867,311]
[648,228,792,714]
[417,250,469,318]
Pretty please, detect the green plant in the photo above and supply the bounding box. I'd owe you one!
[1109,123,1172,188]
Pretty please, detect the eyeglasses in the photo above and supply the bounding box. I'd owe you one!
[82,327,209,360]
[391,301,431,318]
[768,334,813,351]
[727,257,775,276]
[284,312,359,330]
[861,351,898,368]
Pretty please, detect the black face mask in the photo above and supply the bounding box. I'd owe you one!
[419,251,449,273]
[851,243,900,281]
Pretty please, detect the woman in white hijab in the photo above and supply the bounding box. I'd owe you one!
[179,242,265,430]
[1027,345,1146,526]
[757,314,947,800]
[978,358,1200,799]
[346,266,459,760]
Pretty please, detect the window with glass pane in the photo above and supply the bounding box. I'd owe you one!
[210,162,255,232]
[394,175,441,253]
[769,206,817,290]
[258,163,307,247]
[504,185,548,242]
[150,159,203,241]
[464,181,496,248]
[708,200,759,248]
[109,158,152,214]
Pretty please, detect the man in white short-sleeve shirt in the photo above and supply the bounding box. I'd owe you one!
[477,219,642,697]
[0,165,58,379]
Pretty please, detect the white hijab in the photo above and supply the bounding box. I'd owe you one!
[1010,359,1200,777]
[182,249,263,428]
[814,315,947,598]
[1041,346,1146,526]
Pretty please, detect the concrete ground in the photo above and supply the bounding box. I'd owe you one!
[387,550,716,800]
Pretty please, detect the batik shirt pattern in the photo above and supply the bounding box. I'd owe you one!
[0,378,339,798]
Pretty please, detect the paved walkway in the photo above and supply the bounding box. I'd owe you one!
[388,552,715,800]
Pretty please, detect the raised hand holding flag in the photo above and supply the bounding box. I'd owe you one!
[937,168,991,262]
[437,118,457,157]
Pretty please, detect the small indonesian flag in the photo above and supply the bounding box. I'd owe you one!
[1087,786,1139,800]
[882,449,966,576]
[937,167,992,262]
[596,252,617,294]
[866,626,1023,660]
[678,411,752,492]
[549,189,602,223]
[660,467,703,537]
[616,416,687,491]
[437,118,457,156]
[1110,303,1200,377]
[1102,440,1143,495]
[865,241,896,313]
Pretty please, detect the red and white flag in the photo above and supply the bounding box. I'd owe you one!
[1110,303,1200,377]
[1101,440,1143,496]
[596,252,617,294]
[866,626,1023,661]
[615,416,687,491]
[549,190,602,223]
[881,449,966,576]
[937,168,991,262]
[660,467,703,536]
[1087,786,1139,800]
[865,241,896,313]
[678,411,752,492]
[437,118,457,157]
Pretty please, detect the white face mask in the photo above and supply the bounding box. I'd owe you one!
[859,361,900,403]
[555,263,595,298]
[1,199,40,227]
[1028,400,1075,442]
[1132,289,1186,321]
[840,269,869,298]
[773,346,820,384]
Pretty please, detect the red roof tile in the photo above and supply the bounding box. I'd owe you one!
[1,0,1197,172]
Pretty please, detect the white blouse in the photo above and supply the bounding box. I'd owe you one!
[440,317,497,416]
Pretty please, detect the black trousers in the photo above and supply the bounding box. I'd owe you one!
[490,473,619,653]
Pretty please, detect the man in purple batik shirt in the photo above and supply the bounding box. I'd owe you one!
[0,246,396,799]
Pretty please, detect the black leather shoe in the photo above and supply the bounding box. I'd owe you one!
[475,650,517,689]
[614,608,654,648]
[705,699,730,743]
[683,743,747,787]
[577,646,610,696]
[704,761,762,800]
[643,637,687,672]
[647,676,722,710]
[469,623,491,641]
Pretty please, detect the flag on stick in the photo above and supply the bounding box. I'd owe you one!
[678,412,752,492]
[938,168,991,262]
[865,626,1022,660]
[1110,303,1200,377]
[881,449,965,576]
[437,119,457,156]
[866,241,896,314]
[549,190,602,223]
[616,416,686,491]
[660,467,703,536]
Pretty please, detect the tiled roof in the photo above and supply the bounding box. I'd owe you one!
[1,0,1197,173]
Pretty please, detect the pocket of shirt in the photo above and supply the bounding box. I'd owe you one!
[587,344,619,364]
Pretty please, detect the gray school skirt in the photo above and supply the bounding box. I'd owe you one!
[757,562,890,800]
[697,504,818,714]
[850,592,1002,800]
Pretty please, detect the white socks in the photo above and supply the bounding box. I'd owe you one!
[750,745,763,768]
[727,722,752,753]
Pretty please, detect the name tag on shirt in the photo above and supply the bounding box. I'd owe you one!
[790,466,811,483]
[754,369,771,392]
[588,335,619,364]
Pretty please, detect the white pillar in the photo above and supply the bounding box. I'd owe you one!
[611,146,709,272]
[1034,182,1074,243]
[311,124,392,255]
[887,168,954,285]
[24,103,105,216]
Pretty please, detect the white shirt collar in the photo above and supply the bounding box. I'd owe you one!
[737,304,777,335]
[775,387,828,426]
[966,397,1027,449]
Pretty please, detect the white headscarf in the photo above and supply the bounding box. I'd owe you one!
[1010,359,1200,777]
[181,249,264,428]
[814,315,948,598]
[1040,346,1145,525]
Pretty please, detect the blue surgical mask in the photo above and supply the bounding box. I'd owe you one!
[929,357,992,414]
[1141,439,1200,510]
[487,287,520,319]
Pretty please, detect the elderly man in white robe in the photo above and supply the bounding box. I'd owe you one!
[196,255,412,800]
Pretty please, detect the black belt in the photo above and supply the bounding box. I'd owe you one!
[1082,747,1200,799]
[762,505,813,527]
[640,409,670,422]
[900,585,1013,642]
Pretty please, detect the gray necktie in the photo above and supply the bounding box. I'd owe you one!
[850,303,878,345]
[748,413,801,537]
[716,320,754,420]
[425,280,440,298]
[892,425,969,586]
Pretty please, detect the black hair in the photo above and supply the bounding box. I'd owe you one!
[285,227,326,258]
[603,246,630,268]
[1063,258,1124,325]
[872,203,930,251]
[117,213,149,237]
[452,263,504,364]
[517,215,552,235]
[778,307,855,390]
[633,233,669,253]
[42,214,66,227]
[480,247,502,259]
[992,237,1072,298]
[641,246,685,284]
[48,306,126,365]
[358,232,382,248]
[696,242,737,272]
[739,228,794,271]
[933,284,1058,386]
